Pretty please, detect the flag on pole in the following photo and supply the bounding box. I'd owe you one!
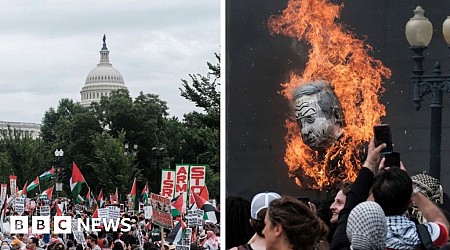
[171,193,183,217]
[129,178,137,210]
[41,186,54,200]
[166,218,186,244]
[0,196,7,232]
[39,167,55,180]
[97,189,104,208]
[85,188,92,209]
[26,177,39,193]
[55,203,63,216]
[141,182,149,205]
[193,192,217,224]
[199,185,210,201]
[70,162,85,204]
[111,188,118,205]
[21,181,28,198]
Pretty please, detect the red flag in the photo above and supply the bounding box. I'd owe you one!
[113,188,118,204]
[92,207,98,218]
[199,185,209,201]
[97,189,104,208]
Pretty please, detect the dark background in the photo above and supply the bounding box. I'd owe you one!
[226,0,450,200]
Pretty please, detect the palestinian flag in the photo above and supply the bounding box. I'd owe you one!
[39,167,55,180]
[85,188,92,209]
[171,194,183,217]
[41,186,54,200]
[97,189,104,208]
[193,192,217,224]
[70,162,85,204]
[166,218,186,244]
[55,203,63,216]
[21,181,28,198]
[141,182,149,205]
[111,188,118,205]
[26,177,39,193]
[129,177,137,210]
[199,185,210,201]
[0,196,7,232]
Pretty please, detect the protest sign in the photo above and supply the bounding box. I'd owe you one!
[98,208,109,220]
[107,206,120,220]
[150,193,172,229]
[71,219,87,248]
[186,209,204,227]
[175,228,192,250]
[14,198,25,215]
[40,206,50,216]
[175,165,189,213]
[188,165,206,205]
[161,170,175,199]
[143,206,152,219]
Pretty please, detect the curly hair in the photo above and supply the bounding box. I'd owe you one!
[267,196,329,250]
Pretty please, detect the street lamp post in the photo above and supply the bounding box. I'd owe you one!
[124,142,138,156]
[54,149,64,197]
[405,6,450,180]
[152,147,165,193]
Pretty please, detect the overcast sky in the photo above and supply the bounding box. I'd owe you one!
[0,0,220,124]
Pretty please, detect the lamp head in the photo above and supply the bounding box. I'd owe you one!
[405,6,433,47]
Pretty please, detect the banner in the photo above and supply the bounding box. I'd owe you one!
[189,165,206,205]
[175,165,189,213]
[150,193,172,229]
[1,184,6,200]
[160,169,175,198]
[9,176,17,197]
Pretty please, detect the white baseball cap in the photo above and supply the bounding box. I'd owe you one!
[250,192,281,219]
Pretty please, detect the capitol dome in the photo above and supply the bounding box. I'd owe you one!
[80,35,128,107]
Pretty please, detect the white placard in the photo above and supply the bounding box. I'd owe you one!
[143,206,153,219]
[40,205,50,216]
[107,206,120,220]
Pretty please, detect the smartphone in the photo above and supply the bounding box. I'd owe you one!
[384,152,400,168]
[374,124,393,153]
[297,196,310,204]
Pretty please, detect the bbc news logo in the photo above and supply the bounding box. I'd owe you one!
[10,216,132,234]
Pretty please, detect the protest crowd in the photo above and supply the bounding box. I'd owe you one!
[0,164,220,250]
[226,137,450,250]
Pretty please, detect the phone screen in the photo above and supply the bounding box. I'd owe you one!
[374,124,393,153]
[384,152,400,168]
[297,196,310,204]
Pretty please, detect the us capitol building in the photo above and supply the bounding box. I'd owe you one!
[1,35,128,139]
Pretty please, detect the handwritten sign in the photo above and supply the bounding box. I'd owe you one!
[150,193,172,229]
[40,205,50,216]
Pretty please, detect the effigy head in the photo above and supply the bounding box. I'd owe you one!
[293,80,345,150]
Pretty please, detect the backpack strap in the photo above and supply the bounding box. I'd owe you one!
[416,223,434,250]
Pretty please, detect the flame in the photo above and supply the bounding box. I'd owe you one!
[268,0,391,189]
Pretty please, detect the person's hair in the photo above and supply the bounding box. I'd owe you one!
[371,168,413,216]
[225,196,255,248]
[338,180,352,196]
[293,80,344,124]
[75,244,83,250]
[267,196,328,250]
[112,242,124,250]
[31,237,39,246]
[250,208,268,237]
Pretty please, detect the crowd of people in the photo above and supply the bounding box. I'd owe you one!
[226,137,450,250]
[0,200,221,250]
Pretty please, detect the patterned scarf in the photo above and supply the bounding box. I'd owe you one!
[411,174,443,223]
[385,215,420,249]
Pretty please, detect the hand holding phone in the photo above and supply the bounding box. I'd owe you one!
[384,152,400,168]
[374,124,393,154]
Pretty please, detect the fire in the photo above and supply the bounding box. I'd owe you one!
[268,0,391,189]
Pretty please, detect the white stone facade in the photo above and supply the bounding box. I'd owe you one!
[0,121,41,139]
[80,35,128,107]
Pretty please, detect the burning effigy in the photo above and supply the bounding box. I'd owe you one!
[268,0,392,189]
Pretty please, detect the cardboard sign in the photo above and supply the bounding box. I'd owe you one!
[40,205,50,216]
[143,206,153,219]
[175,228,192,250]
[14,198,25,215]
[161,170,175,198]
[71,219,87,248]
[189,165,206,205]
[175,165,189,213]
[185,209,204,227]
[150,193,173,229]
[107,206,120,220]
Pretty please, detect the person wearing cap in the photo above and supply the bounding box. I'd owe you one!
[230,192,281,250]
[262,196,328,250]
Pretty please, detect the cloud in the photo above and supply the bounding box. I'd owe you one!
[0,0,219,123]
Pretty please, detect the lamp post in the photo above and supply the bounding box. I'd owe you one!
[124,142,138,156]
[405,6,450,180]
[54,149,64,197]
[152,147,165,192]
